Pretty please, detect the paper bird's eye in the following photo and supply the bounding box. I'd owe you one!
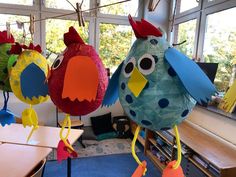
[123,57,136,78]
[52,55,63,70]
[138,54,156,75]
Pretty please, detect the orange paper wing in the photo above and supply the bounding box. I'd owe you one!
[62,56,99,102]
[162,161,184,177]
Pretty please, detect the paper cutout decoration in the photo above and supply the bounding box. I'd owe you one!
[0,91,15,126]
[48,26,108,162]
[57,139,78,163]
[62,56,99,102]
[0,30,17,92]
[162,161,184,177]
[102,15,216,177]
[132,161,147,177]
[9,43,49,141]
[218,79,236,113]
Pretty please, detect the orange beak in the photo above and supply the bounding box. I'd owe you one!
[62,56,99,102]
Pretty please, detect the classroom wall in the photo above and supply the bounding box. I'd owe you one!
[0,91,124,126]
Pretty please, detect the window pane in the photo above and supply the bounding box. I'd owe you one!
[0,14,31,45]
[46,19,89,65]
[203,7,236,92]
[99,23,133,70]
[100,0,138,17]
[179,0,199,13]
[174,19,197,58]
[0,0,33,5]
[45,0,89,11]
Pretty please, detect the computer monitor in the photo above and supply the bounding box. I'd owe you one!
[197,62,218,83]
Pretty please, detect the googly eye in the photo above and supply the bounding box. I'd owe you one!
[52,55,63,70]
[123,57,136,78]
[138,54,156,75]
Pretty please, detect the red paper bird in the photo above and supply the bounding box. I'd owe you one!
[48,26,108,116]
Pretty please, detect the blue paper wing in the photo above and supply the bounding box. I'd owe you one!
[102,61,124,107]
[0,109,15,126]
[21,63,48,99]
[164,48,216,104]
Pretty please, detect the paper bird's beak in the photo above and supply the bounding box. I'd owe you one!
[62,56,99,102]
[128,67,148,97]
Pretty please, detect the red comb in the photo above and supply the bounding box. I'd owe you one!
[9,42,22,54]
[22,43,42,53]
[128,15,162,38]
[64,26,85,47]
[10,42,42,54]
[0,31,15,44]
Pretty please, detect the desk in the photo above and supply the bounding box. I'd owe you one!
[0,123,83,148]
[0,143,51,177]
[0,123,83,177]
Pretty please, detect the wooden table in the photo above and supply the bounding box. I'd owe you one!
[0,123,83,148]
[0,143,52,177]
[0,123,83,177]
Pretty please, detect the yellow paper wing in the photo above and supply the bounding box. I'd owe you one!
[218,79,236,113]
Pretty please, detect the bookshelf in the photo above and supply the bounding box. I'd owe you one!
[144,121,236,177]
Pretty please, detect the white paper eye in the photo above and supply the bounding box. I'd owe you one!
[138,54,156,75]
[123,57,136,78]
[52,55,63,70]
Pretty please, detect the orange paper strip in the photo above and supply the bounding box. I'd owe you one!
[132,161,147,177]
[62,56,99,102]
[162,161,184,177]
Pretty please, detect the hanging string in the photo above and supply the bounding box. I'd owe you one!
[0,0,131,27]
[170,0,178,32]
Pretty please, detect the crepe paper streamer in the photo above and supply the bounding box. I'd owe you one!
[131,126,147,176]
[0,30,14,44]
[218,79,236,113]
[0,109,15,127]
[162,160,184,177]
[10,50,49,105]
[128,67,148,98]
[57,139,78,163]
[20,63,48,100]
[164,48,216,104]
[22,105,39,142]
[132,161,147,177]
[62,56,99,102]
[128,15,162,39]
[102,61,124,107]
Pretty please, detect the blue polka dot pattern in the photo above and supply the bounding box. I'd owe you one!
[130,110,136,117]
[125,95,133,103]
[160,127,171,131]
[168,67,176,77]
[150,39,158,45]
[158,98,169,108]
[121,82,126,90]
[141,120,152,126]
[152,55,159,63]
[181,109,189,117]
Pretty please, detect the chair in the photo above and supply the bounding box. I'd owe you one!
[28,158,46,177]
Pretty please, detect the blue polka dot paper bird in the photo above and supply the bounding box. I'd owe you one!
[102,15,216,177]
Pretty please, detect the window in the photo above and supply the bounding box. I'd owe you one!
[0,0,33,5]
[99,23,133,70]
[99,0,139,16]
[203,7,236,91]
[0,14,31,45]
[174,19,197,58]
[178,0,199,13]
[45,0,89,10]
[46,19,89,65]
